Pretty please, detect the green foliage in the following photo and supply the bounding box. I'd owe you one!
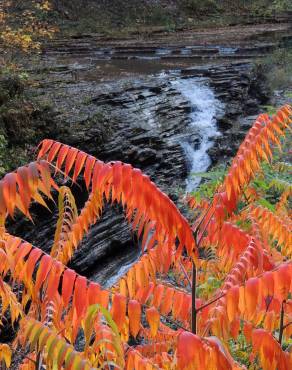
[251,136,291,206]
[0,74,57,175]
[197,276,222,299]
[250,0,292,15]
[183,0,222,15]
[259,48,292,90]
[228,330,253,368]
[0,1,56,53]
[261,105,278,115]
[285,91,292,99]
[0,134,8,177]
[190,164,226,201]
[188,114,291,228]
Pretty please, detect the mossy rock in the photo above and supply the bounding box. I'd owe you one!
[0,76,24,99]
[0,103,57,145]
[0,88,10,106]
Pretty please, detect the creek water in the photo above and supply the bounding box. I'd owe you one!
[99,76,224,285]
[11,72,224,288]
[171,77,223,192]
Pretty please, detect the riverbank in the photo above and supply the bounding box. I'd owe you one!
[2,21,290,287]
[0,20,290,294]
[52,0,292,36]
[1,20,292,368]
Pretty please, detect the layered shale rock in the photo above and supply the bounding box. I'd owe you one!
[10,25,290,284]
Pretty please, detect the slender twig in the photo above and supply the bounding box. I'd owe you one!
[13,349,37,365]
[240,185,249,203]
[35,352,42,370]
[278,300,286,345]
[192,202,213,237]
[197,263,290,314]
[191,262,197,334]
[196,208,215,247]
[159,311,189,332]
[190,206,215,334]
[282,321,292,331]
[196,292,226,313]
[179,260,192,288]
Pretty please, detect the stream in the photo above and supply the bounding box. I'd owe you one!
[12,73,225,288]
[95,76,225,286]
[171,78,224,191]
[11,23,291,288]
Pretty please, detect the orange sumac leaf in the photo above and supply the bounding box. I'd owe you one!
[111,294,126,331]
[146,307,160,338]
[244,277,259,319]
[73,276,87,317]
[128,300,141,338]
[177,331,205,369]
[252,328,291,370]
[87,282,101,306]
[172,291,184,320]
[273,264,291,301]
[160,287,174,315]
[61,268,76,307]
[226,286,239,323]
[152,284,164,309]
[34,255,53,293]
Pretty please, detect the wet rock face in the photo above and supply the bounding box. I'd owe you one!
[13,32,275,285]
[84,81,191,190]
[58,61,269,177]
[12,59,270,285]
[31,60,268,190]
[35,76,194,191]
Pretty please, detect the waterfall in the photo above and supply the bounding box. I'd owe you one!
[171,78,224,192]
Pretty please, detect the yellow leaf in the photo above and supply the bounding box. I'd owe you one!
[0,344,12,368]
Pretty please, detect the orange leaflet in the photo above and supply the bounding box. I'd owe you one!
[2,173,16,217]
[244,277,259,320]
[146,307,160,338]
[172,291,184,320]
[47,141,61,163]
[46,261,64,301]
[34,255,53,293]
[152,284,164,309]
[160,287,174,315]
[226,286,239,323]
[64,148,78,176]
[73,276,88,317]
[56,144,70,170]
[177,332,205,369]
[111,294,126,331]
[72,151,87,182]
[275,266,291,301]
[83,155,95,190]
[252,329,291,370]
[61,268,76,307]
[128,300,141,338]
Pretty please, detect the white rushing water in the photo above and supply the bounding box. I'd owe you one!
[171,78,223,192]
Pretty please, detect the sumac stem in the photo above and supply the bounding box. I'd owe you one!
[278,300,286,345]
[191,261,197,334]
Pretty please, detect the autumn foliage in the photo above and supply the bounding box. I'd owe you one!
[0,105,291,369]
[0,1,56,52]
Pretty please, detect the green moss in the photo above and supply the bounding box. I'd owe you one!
[182,0,222,15]
[258,48,292,91]
[284,91,292,99]
[0,74,57,174]
[0,134,8,177]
